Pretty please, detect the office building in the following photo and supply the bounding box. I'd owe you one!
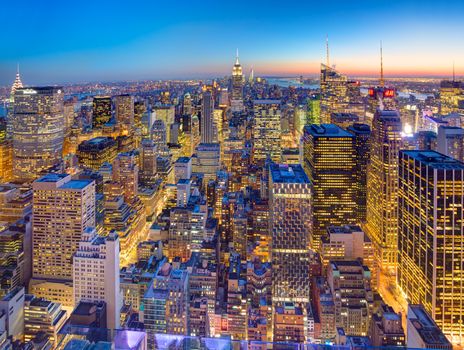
[437,125,464,161]
[139,139,157,186]
[398,150,464,343]
[303,124,357,250]
[24,294,67,345]
[407,305,452,350]
[201,90,214,143]
[0,287,25,340]
[231,51,244,112]
[113,151,139,202]
[347,123,371,222]
[269,164,312,303]
[73,228,121,329]
[365,110,401,275]
[369,304,405,347]
[321,225,375,284]
[192,143,220,182]
[174,157,192,183]
[153,105,175,142]
[327,260,373,336]
[77,137,118,170]
[114,95,134,131]
[30,174,95,310]
[11,87,64,182]
[253,100,282,164]
[92,96,112,129]
[439,80,464,115]
[320,64,348,124]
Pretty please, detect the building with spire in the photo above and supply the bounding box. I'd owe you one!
[365,43,397,125]
[10,65,23,100]
[231,49,244,112]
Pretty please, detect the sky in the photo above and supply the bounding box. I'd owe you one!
[1,0,464,85]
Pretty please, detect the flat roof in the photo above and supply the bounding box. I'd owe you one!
[401,150,464,170]
[60,179,93,190]
[409,305,451,346]
[36,173,69,183]
[175,157,191,163]
[270,163,310,184]
[304,124,353,137]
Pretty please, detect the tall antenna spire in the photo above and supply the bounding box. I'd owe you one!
[380,41,385,87]
[326,34,330,67]
[17,63,19,75]
[235,48,239,65]
[453,61,455,81]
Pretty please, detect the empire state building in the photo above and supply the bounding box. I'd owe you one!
[231,50,244,112]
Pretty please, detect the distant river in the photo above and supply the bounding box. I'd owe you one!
[266,78,318,89]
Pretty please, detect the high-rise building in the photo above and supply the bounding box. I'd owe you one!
[231,51,244,112]
[114,95,134,132]
[253,100,282,164]
[139,139,157,186]
[73,228,121,329]
[303,124,357,250]
[92,96,112,129]
[327,260,373,336]
[437,125,464,161]
[398,150,464,343]
[201,90,214,144]
[365,110,401,275]
[30,174,95,310]
[192,143,220,183]
[321,225,375,283]
[24,294,67,345]
[113,151,139,203]
[0,120,12,182]
[153,105,175,142]
[11,87,64,182]
[76,137,118,170]
[369,304,405,347]
[407,305,452,350]
[347,123,371,222]
[320,64,348,124]
[142,263,189,346]
[269,164,312,303]
[439,80,464,115]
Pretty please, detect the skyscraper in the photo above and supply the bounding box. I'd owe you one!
[437,126,464,162]
[303,124,358,250]
[30,174,95,310]
[320,64,348,124]
[231,50,244,112]
[92,96,112,129]
[73,228,121,329]
[201,89,214,143]
[269,163,312,303]
[347,123,371,222]
[253,100,282,164]
[12,87,64,182]
[114,94,134,132]
[365,110,401,276]
[398,150,464,344]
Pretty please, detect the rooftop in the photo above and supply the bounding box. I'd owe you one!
[408,305,451,347]
[401,150,464,170]
[304,124,353,137]
[270,163,310,184]
[60,179,93,190]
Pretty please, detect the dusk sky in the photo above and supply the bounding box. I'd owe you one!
[1,0,464,85]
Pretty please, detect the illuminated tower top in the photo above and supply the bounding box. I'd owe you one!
[232,48,243,76]
[10,64,23,97]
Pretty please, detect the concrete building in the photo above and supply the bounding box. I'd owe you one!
[73,228,121,329]
[398,150,464,343]
[407,304,452,349]
[30,174,95,311]
[269,164,312,304]
[11,87,64,182]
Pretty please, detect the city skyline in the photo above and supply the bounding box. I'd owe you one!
[1,0,464,85]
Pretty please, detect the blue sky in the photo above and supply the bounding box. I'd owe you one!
[1,0,464,85]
